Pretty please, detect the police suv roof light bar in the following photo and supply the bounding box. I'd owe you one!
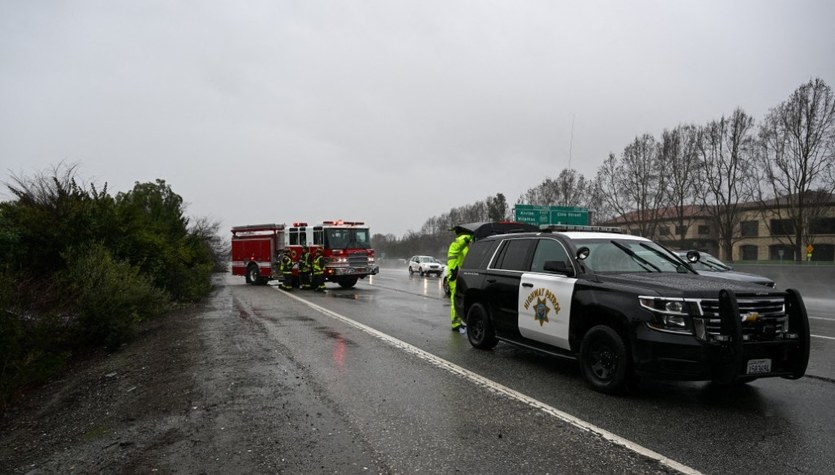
[540,224,625,234]
[322,220,365,226]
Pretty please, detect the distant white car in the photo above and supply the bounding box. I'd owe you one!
[408,255,444,277]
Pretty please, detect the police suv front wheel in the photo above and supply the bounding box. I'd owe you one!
[466,303,498,350]
[579,325,630,394]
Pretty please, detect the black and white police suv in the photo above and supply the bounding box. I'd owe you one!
[454,225,810,394]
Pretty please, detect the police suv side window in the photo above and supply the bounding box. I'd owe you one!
[492,239,533,271]
[530,238,571,273]
[462,240,497,270]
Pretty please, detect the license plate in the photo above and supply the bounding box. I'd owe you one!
[746,358,772,375]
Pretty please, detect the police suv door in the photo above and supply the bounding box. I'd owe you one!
[517,237,576,351]
[483,238,534,338]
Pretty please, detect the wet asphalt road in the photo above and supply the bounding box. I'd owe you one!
[233,276,676,474]
[247,265,835,474]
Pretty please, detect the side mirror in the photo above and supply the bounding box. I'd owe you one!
[686,250,701,263]
[576,247,590,261]
[544,260,575,277]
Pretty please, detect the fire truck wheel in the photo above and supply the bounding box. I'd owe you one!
[338,276,359,288]
[246,264,260,285]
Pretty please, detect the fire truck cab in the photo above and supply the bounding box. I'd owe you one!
[285,220,379,289]
[231,220,379,289]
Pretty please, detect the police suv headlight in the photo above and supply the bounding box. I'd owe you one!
[639,296,694,335]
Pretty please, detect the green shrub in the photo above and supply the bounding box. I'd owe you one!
[0,273,69,410]
[1,166,221,411]
[59,243,170,349]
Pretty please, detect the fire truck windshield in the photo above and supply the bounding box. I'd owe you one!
[324,228,371,249]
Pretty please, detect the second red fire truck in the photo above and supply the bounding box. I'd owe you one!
[231,220,379,289]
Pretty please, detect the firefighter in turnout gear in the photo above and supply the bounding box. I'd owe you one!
[312,247,327,292]
[447,227,473,332]
[298,246,312,289]
[278,248,294,290]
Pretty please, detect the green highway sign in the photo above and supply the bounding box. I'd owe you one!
[514,204,589,226]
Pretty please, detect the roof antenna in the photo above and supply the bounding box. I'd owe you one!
[569,114,575,170]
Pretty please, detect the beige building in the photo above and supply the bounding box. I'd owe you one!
[606,193,835,263]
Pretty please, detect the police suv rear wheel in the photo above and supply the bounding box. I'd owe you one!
[466,303,498,349]
[579,325,629,394]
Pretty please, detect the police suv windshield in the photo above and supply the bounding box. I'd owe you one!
[575,238,690,273]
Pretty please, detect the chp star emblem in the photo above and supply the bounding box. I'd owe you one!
[523,288,561,326]
[534,297,550,326]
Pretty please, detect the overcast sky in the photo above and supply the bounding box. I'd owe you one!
[2,1,834,237]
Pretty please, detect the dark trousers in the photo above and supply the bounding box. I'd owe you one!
[299,270,311,288]
[312,272,325,290]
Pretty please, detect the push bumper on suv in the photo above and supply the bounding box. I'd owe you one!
[632,289,810,382]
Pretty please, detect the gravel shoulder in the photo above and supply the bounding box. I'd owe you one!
[0,275,382,474]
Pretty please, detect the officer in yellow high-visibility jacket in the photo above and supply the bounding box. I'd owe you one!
[447,227,473,332]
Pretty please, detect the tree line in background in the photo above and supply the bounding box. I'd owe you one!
[0,164,226,411]
[375,78,835,263]
[372,193,509,259]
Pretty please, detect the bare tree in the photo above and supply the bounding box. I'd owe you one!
[518,169,590,208]
[661,124,701,248]
[5,162,97,206]
[420,216,444,236]
[596,134,668,237]
[696,108,756,261]
[486,193,508,221]
[755,78,835,261]
[190,216,228,272]
[518,177,558,206]
[586,178,614,225]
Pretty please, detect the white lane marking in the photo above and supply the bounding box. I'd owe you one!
[809,315,835,339]
[275,288,701,475]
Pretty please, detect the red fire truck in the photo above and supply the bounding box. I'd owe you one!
[231,220,379,288]
[230,223,285,285]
